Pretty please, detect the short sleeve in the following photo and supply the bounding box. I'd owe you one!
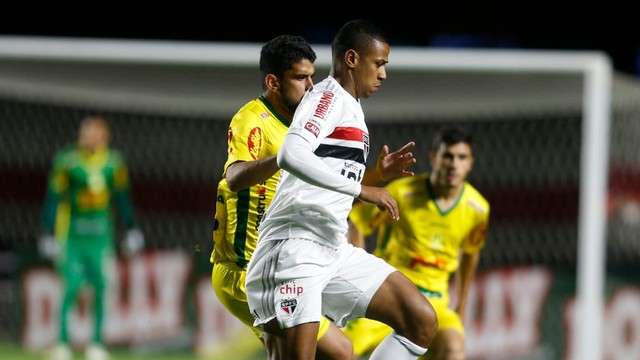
[224,112,265,173]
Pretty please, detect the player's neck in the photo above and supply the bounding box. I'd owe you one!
[429,178,463,202]
[262,93,293,123]
[78,144,107,156]
[331,71,358,99]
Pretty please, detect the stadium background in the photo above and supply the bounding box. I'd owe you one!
[1,14,640,359]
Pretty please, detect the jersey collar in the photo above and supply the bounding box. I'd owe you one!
[77,146,109,167]
[425,177,465,216]
[258,96,289,128]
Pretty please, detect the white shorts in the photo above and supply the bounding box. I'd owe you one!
[246,238,396,329]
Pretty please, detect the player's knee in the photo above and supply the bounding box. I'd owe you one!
[408,298,438,347]
[436,332,464,360]
[442,342,464,360]
[331,335,354,360]
[318,329,353,360]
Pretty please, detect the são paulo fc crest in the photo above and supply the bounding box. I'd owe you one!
[280,298,298,314]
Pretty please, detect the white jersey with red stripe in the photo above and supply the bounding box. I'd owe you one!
[258,76,369,246]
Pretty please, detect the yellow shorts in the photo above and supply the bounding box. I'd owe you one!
[211,262,330,339]
[343,293,463,356]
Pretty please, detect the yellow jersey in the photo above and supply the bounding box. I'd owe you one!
[211,96,289,267]
[349,173,489,294]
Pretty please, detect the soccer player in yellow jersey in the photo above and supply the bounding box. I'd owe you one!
[345,127,489,360]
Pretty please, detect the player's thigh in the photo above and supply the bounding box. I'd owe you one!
[343,317,392,356]
[365,271,437,338]
[282,321,320,360]
[266,321,342,359]
[58,240,86,291]
[317,320,353,360]
[425,329,464,360]
[426,302,464,360]
[82,241,112,290]
[211,263,258,330]
[261,317,321,360]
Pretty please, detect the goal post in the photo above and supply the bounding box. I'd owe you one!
[385,48,612,360]
[265,46,610,360]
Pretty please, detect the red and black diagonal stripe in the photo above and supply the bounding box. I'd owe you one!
[313,127,366,164]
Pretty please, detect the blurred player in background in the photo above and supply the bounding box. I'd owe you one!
[345,127,490,360]
[245,20,436,360]
[39,116,144,360]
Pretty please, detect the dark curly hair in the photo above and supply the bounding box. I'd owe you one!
[260,35,316,79]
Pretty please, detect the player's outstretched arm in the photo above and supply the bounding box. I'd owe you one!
[362,141,416,186]
[455,252,480,320]
[277,133,362,197]
[41,152,69,236]
[225,156,279,192]
[39,152,69,260]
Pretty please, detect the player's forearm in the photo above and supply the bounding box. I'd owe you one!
[456,252,480,317]
[361,167,383,186]
[278,134,361,197]
[225,156,279,192]
[114,191,136,228]
[41,190,60,233]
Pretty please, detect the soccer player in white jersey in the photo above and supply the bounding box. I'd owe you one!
[246,20,438,359]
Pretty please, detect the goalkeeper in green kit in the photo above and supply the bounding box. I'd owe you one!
[39,116,144,360]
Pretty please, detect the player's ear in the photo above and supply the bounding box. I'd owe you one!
[344,49,359,69]
[264,74,280,92]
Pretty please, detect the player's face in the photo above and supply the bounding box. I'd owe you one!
[355,39,389,99]
[430,142,473,188]
[78,120,110,152]
[279,59,315,113]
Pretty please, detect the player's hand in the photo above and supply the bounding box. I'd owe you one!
[38,234,59,260]
[358,186,399,221]
[123,228,144,256]
[369,211,392,229]
[376,142,416,182]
